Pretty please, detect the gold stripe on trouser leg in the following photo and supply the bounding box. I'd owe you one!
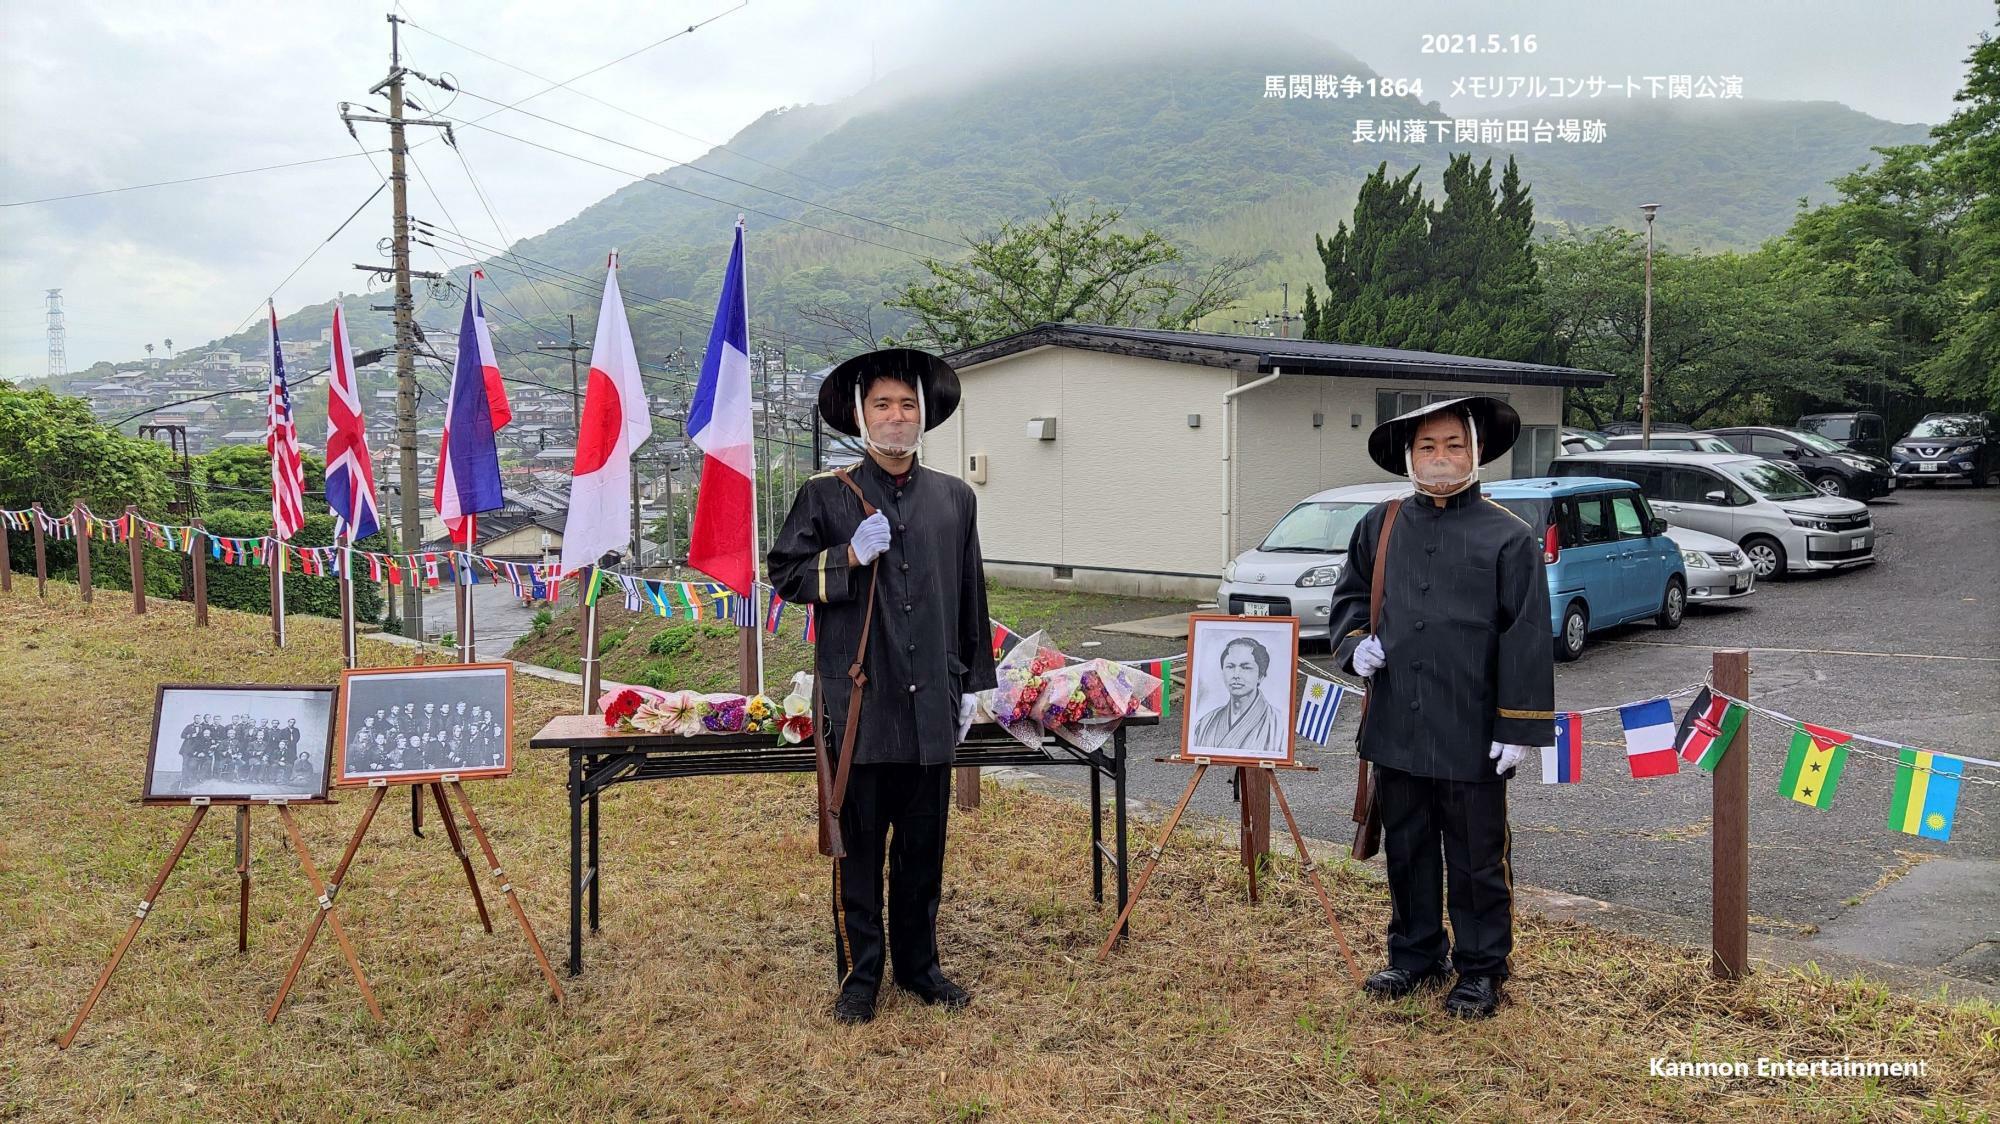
[1500,786,1514,978]
[833,858,856,990]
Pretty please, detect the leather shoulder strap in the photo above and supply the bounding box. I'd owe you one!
[1369,498,1402,633]
[830,467,877,518]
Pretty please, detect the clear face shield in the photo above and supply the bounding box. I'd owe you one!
[1404,412,1481,498]
[854,378,925,460]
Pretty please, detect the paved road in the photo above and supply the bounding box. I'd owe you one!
[421,582,544,660]
[1043,485,2000,981]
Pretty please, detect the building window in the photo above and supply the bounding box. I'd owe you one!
[1375,389,1508,427]
[1511,425,1558,477]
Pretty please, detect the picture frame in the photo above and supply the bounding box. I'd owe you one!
[1179,614,1301,766]
[142,684,337,804]
[334,663,515,786]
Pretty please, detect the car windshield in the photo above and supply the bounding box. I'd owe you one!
[1800,416,1854,441]
[1908,416,1987,439]
[1725,460,1818,501]
[1789,430,1851,454]
[1491,498,1550,531]
[1259,501,1377,552]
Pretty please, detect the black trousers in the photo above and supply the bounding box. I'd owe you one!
[1376,763,1515,979]
[832,763,952,997]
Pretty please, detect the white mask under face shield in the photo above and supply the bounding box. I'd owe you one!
[1404,412,1480,497]
[853,377,925,460]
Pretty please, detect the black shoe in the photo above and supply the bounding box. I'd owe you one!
[900,976,972,1010]
[1362,964,1451,999]
[832,990,877,1025]
[1443,975,1502,1019]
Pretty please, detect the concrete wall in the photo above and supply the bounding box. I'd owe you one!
[933,347,1566,597]
[1231,378,1564,555]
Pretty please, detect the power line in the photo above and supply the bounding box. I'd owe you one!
[400,13,841,197]
[1,150,388,208]
[220,180,390,341]
[431,79,964,251]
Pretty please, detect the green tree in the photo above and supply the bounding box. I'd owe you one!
[196,444,327,517]
[0,385,175,514]
[1301,157,1561,363]
[1917,6,2000,409]
[884,198,1250,351]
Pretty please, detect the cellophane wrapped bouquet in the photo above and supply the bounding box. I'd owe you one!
[982,630,1161,751]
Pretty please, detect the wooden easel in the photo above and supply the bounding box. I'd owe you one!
[267,779,563,1023]
[59,800,371,1049]
[1095,758,1364,985]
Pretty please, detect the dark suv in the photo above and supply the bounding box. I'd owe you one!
[1893,413,1999,487]
[1707,426,1896,501]
[1797,412,1888,459]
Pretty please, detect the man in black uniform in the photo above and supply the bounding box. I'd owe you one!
[767,347,996,1026]
[1327,397,1553,1019]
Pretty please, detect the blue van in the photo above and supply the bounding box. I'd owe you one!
[1484,478,1688,661]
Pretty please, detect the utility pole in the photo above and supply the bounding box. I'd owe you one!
[1640,203,1660,450]
[342,13,449,634]
[537,313,586,438]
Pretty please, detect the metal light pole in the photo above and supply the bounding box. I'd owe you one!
[1640,203,1660,450]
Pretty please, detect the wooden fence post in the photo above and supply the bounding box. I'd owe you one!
[73,504,92,604]
[1239,765,1272,899]
[126,506,145,615]
[1,510,12,593]
[191,520,209,627]
[32,503,47,597]
[1711,649,1751,980]
[955,766,981,811]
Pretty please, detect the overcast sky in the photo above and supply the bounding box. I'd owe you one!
[2,0,1987,378]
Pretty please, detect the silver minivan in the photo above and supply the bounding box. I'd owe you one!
[1551,451,1873,579]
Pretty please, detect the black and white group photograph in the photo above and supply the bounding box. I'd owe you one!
[335,663,514,784]
[1182,615,1301,764]
[142,685,335,802]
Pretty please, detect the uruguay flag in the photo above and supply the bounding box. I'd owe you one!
[1294,677,1344,745]
[435,271,511,545]
[686,219,757,597]
[324,301,380,543]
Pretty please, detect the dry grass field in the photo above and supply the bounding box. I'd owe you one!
[1,584,1994,1122]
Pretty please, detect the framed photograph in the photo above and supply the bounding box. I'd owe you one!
[1180,614,1301,765]
[143,684,336,804]
[335,663,514,786]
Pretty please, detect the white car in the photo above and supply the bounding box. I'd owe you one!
[1662,524,1756,604]
[1217,482,1410,641]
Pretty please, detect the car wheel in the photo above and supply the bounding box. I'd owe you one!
[1656,576,1686,629]
[1743,535,1787,580]
[1555,602,1588,662]
[1813,475,1848,498]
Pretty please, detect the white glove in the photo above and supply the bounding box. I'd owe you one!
[1351,634,1386,678]
[956,693,979,744]
[849,512,892,565]
[1489,742,1531,776]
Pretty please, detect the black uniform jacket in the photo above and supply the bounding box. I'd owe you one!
[1327,485,1555,781]
[766,455,998,766]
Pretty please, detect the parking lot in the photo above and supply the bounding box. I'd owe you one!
[1045,485,2000,983]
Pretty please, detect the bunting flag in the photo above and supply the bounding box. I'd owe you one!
[423,553,441,587]
[803,604,817,644]
[525,566,549,601]
[1541,712,1584,784]
[644,581,673,617]
[765,592,786,634]
[583,568,607,607]
[1779,723,1852,810]
[387,557,403,587]
[992,621,1009,660]
[1295,677,1343,744]
[1619,699,1680,778]
[1675,687,1745,773]
[619,574,642,612]
[1888,749,1963,841]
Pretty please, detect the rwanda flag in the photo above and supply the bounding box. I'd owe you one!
[1887,749,1962,841]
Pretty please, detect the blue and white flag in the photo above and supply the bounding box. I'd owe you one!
[1295,676,1345,745]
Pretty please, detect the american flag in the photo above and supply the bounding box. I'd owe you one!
[267,303,306,540]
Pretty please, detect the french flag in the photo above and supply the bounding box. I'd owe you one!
[685,219,757,597]
[435,271,511,545]
[1620,698,1681,778]
[1540,712,1583,784]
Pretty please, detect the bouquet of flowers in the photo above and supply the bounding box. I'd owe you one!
[987,630,1069,748]
[777,672,815,744]
[1045,658,1161,751]
[599,684,787,739]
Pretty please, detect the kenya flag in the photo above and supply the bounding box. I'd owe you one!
[1674,687,1745,773]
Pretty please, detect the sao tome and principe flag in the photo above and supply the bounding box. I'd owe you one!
[1778,723,1852,809]
[1673,687,1745,773]
[1887,748,1963,841]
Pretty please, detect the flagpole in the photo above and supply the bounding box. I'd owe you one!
[458,514,476,663]
[338,528,357,669]
[580,564,601,714]
[270,540,286,648]
[741,217,765,698]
